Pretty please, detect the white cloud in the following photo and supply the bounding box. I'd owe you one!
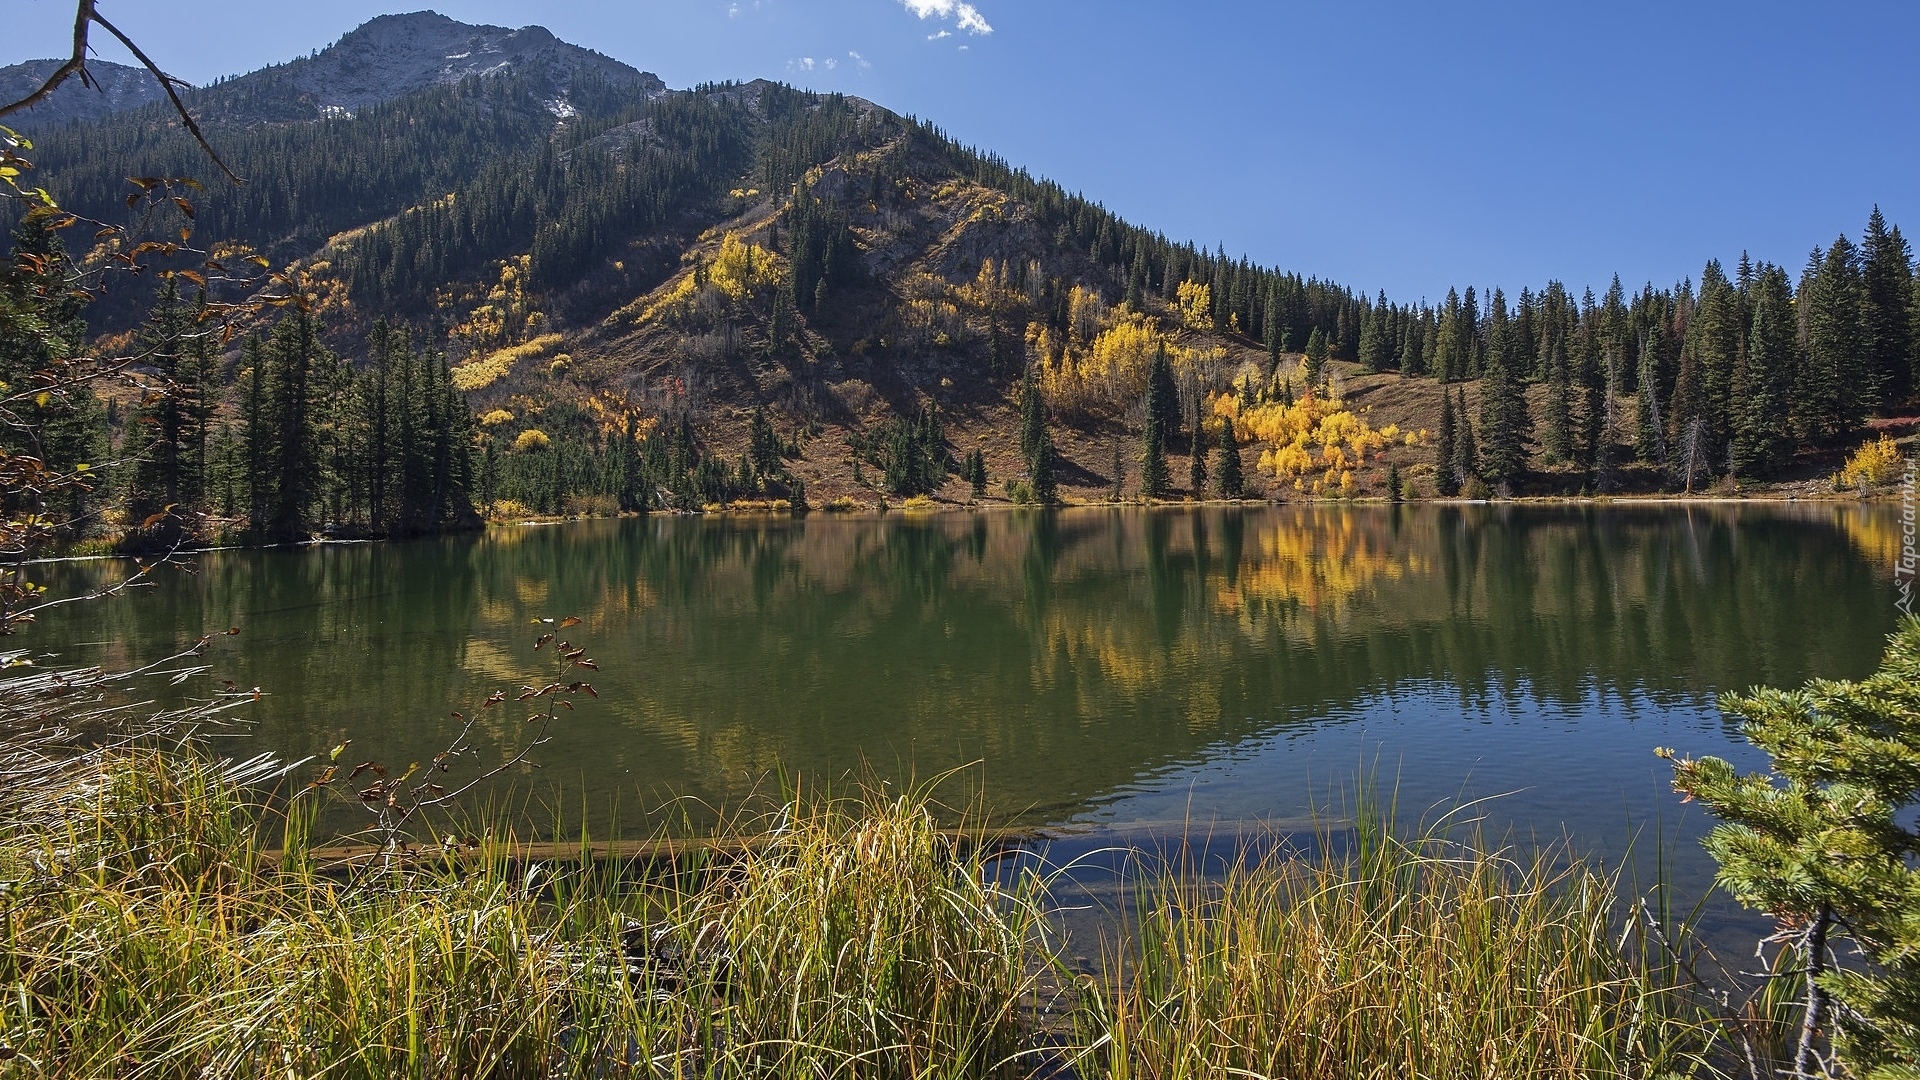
[848,50,871,69]
[825,57,838,69]
[927,29,950,40]
[787,56,816,72]
[897,0,992,35]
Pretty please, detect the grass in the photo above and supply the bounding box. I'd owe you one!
[0,740,1742,1078]
[1074,800,1730,1080]
[0,748,1054,1078]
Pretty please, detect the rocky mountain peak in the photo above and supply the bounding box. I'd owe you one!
[0,59,174,130]
[288,11,661,115]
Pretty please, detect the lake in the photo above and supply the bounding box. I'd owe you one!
[35,502,1905,904]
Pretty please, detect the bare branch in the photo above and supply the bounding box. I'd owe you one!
[0,2,244,185]
[0,1,97,121]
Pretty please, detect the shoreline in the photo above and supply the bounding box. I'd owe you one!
[25,490,1907,563]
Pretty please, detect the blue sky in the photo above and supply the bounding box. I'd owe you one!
[13,0,1918,304]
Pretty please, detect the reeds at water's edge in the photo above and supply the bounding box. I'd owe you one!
[0,742,1781,1078]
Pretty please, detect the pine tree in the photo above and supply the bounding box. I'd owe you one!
[1477,291,1531,490]
[1304,326,1329,383]
[1861,207,1915,409]
[1385,462,1403,502]
[1142,407,1169,499]
[1019,365,1046,469]
[1188,404,1208,497]
[1359,295,1391,373]
[1799,236,1866,442]
[1734,264,1798,476]
[1633,343,1667,469]
[1669,341,1709,491]
[1666,618,1920,1079]
[1542,333,1573,465]
[1030,426,1059,504]
[1215,420,1243,498]
[124,279,216,538]
[1451,386,1479,491]
[1146,343,1180,444]
[1690,261,1742,447]
[1434,388,1460,497]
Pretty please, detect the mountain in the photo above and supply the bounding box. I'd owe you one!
[2,11,662,130]
[0,59,172,129]
[8,13,1892,530]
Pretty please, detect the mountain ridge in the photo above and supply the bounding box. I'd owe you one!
[0,10,663,130]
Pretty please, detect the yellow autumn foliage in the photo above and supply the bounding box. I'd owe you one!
[478,409,516,428]
[512,429,552,453]
[1214,387,1411,484]
[452,333,564,392]
[1175,280,1212,331]
[631,233,783,325]
[1036,303,1225,416]
[451,255,545,350]
[1833,434,1905,490]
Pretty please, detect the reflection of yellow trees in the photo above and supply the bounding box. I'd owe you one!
[1837,507,1905,570]
[1031,512,1428,708]
[1228,511,1425,618]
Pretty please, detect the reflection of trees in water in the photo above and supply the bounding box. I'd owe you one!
[29,505,1902,832]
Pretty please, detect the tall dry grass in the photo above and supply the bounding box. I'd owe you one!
[1074,807,1728,1080]
[0,751,1054,1079]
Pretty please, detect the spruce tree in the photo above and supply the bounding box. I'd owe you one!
[1451,386,1479,492]
[1734,264,1798,476]
[1861,207,1914,409]
[1304,326,1329,383]
[1359,296,1391,373]
[1542,334,1573,465]
[1634,342,1667,468]
[1187,399,1208,496]
[1477,291,1531,490]
[1434,388,1460,497]
[1030,426,1059,504]
[1019,365,1046,468]
[1142,407,1169,499]
[125,279,215,537]
[1799,236,1866,441]
[1669,342,1709,491]
[1666,618,1920,1079]
[1215,420,1243,498]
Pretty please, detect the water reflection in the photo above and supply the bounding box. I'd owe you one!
[35,504,1900,848]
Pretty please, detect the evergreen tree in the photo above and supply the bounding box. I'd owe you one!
[1215,420,1243,498]
[1145,343,1180,445]
[1451,386,1479,491]
[1798,236,1866,441]
[1304,326,1329,383]
[1861,207,1915,409]
[1541,331,1573,465]
[1019,365,1046,469]
[1359,296,1391,373]
[1029,425,1059,504]
[1667,619,1920,1079]
[748,405,783,477]
[1477,291,1531,490]
[1434,388,1460,497]
[1141,408,1170,499]
[1188,404,1208,496]
[124,279,216,538]
[1669,341,1710,491]
[1734,264,1798,476]
[1689,261,1742,448]
[1634,343,1667,469]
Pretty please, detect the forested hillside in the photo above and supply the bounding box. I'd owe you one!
[3,13,1916,549]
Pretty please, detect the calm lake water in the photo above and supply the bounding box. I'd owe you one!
[35,503,1906,901]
